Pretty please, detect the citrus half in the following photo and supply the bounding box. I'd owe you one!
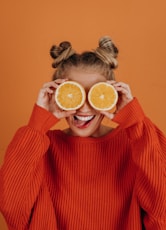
[55,81,86,110]
[88,82,118,111]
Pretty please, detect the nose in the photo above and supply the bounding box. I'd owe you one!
[78,98,92,112]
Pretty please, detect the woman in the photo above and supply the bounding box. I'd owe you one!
[0,36,166,229]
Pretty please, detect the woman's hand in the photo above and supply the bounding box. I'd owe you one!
[100,80,133,119]
[111,81,133,112]
[36,79,76,119]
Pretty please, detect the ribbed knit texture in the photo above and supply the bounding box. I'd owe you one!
[0,98,166,230]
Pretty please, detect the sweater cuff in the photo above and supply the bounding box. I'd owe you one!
[28,104,59,133]
[112,98,145,129]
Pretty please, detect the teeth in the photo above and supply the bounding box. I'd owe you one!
[75,115,94,121]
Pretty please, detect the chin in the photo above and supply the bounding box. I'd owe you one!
[66,115,103,137]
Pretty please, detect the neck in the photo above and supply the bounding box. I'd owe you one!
[63,125,113,138]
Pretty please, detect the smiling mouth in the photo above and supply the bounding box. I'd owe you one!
[73,115,95,128]
[74,115,94,121]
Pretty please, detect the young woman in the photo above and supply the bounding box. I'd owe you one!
[0,36,166,229]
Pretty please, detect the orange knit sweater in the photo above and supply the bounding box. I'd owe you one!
[0,98,166,230]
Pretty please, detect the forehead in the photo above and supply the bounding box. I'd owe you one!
[65,67,106,90]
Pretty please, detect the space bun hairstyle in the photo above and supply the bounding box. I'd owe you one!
[50,41,75,68]
[50,36,119,80]
[94,36,119,69]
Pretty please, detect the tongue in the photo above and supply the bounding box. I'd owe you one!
[74,119,87,127]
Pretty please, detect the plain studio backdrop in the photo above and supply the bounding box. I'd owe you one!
[0,0,166,228]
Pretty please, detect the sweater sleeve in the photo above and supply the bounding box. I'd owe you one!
[0,104,58,229]
[113,98,166,229]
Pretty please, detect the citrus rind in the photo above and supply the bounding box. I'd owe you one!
[88,82,118,111]
[55,81,86,111]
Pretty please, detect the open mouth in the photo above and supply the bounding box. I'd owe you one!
[73,115,95,128]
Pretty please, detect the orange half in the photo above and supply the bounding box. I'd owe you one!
[88,82,118,111]
[55,81,86,110]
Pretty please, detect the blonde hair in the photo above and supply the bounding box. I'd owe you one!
[50,36,119,80]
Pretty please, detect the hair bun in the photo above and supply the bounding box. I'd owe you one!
[94,36,118,69]
[59,41,71,50]
[50,41,75,68]
[99,36,118,58]
[50,41,72,58]
[50,45,60,59]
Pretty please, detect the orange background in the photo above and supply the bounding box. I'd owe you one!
[0,0,166,228]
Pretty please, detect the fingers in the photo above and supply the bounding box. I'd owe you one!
[41,79,67,94]
[105,80,134,114]
[107,80,130,91]
[37,79,77,119]
[107,80,133,100]
[36,79,66,110]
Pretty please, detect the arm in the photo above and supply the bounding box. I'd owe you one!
[0,79,75,228]
[102,81,166,228]
[0,105,58,228]
[114,98,166,229]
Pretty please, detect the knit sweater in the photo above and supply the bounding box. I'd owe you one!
[0,98,166,230]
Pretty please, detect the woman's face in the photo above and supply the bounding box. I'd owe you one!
[64,67,108,137]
